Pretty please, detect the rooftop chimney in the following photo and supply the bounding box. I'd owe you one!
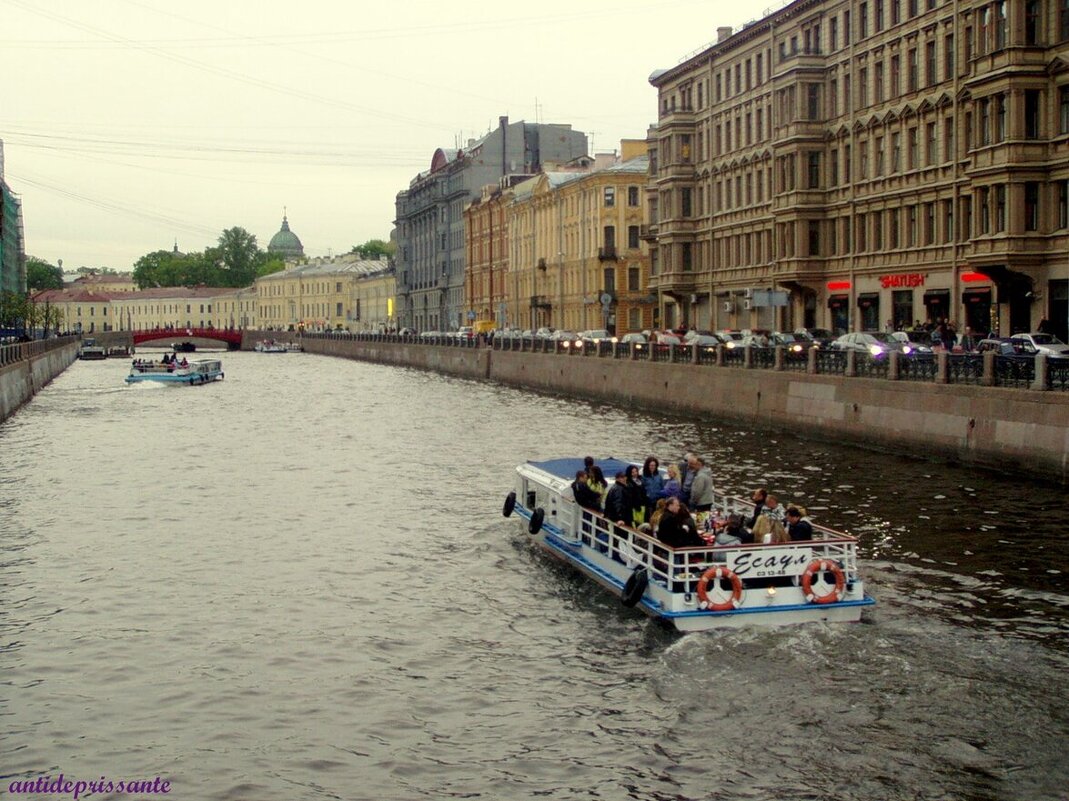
[717,26,733,42]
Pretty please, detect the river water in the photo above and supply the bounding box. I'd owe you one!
[2,351,1067,801]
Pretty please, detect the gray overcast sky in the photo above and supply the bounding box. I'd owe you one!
[0,0,779,270]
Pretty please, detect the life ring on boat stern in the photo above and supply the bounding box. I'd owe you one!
[802,559,846,604]
[696,566,743,611]
[528,507,545,535]
[502,491,516,518]
[621,567,648,608]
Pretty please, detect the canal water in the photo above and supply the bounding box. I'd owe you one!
[1,351,1066,801]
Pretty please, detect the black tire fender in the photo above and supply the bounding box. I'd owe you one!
[528,507,545,535]
[502,491,516,517]
[621,567,649,608]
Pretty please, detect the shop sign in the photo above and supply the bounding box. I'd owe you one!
[879,273,926,289]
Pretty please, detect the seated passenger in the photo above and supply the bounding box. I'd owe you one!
[753,515,789,545]
[715,513,748,546]
[785,506,813,541]
[656,498,705,549]
[571,470,602,513]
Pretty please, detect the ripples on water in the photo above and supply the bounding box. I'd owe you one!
[1,352,1066,800]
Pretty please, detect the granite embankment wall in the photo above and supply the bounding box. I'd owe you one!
[0,340,80,425]
[301,337,1069,484]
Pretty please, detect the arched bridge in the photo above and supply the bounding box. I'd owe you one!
[132,328,244,347]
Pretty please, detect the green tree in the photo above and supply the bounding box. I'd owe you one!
[215,227,262,287]
[350,239,395,260]
[256,256,286,278]
[26,257,64,291]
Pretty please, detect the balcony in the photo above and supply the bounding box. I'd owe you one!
[530,295,552,308]
[598,246,618,261]
[639,224,659,241]
[537,257,547,271]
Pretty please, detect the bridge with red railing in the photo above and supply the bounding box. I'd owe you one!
[131,328,245,347]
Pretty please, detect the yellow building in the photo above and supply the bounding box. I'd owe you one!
[66,272,137,293]
[31,289,113,333]
[464,179,519,331]
[110,287,223,331]
[351,263,396,332]
[255,255,393,331]
[506,144,653,334]
[209,286,258,330]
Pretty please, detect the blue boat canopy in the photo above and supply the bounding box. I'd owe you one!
[526,457,636,481]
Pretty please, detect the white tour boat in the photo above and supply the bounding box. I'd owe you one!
[125,358,224,385]
[505,458,875,632]
[254,340,288,353]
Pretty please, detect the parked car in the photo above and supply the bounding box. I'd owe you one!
[549,330,579,346]
[768,332,808,355]
[455,326,474,340]
[578,329,617,344]
[398,327,415,337]
[796,327,837,348]
[830,331,911,357]
[891,330,934,355]
[716,330,744,348]
[1009,333,1069,360]
[683,330,723,345]
[650,330,683,345]
[619,332,649,350]
[535,327,555,339]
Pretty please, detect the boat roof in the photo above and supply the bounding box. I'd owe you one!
[527,457,635,480]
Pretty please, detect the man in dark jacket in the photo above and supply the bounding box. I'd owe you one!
[785,506,813,541]
[604,471,631,524]
[571,470,602,512]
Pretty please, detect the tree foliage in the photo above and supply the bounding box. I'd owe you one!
[26,257,64,291]
[131,226,272,289]
[350,239,395,260]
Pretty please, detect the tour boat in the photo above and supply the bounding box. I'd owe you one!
[254,340,287,353]
[77,338,107,360]
[125,358,224,385]
[504,458,875,632]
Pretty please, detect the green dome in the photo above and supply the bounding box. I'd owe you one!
[268,214,304,258]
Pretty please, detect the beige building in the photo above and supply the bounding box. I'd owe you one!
[109,287,223,331]
[65,272,137,294]
[31,288,113,333]
[504,143,654,334]
[648,0,1069,340]
[255,255,393,331]
[208,286,258,330]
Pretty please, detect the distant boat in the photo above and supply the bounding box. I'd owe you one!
[125,357,223,385]
[78,338,107,360]
[172,341,197,353]
[254,340,287,353]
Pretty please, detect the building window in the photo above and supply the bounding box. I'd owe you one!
[875,0,884,31]
[945,34,955,78]
[908,48,918,92]
[995,185,1006,232]
[943,199,954,243]
[857,213,867,251]
[979,187,991,233]
[1059,181,1069,229]
[808,221,821,255]
[1025,183,1040,231]
[604,187,615,207]
[875,62,884,103]
[830,16,838,50]
[1060,87,1069,134]
[807,84,821,119]
[979,99,991,145]
[1023,90,1039,139]
[908,0,918,16]
[603,267,616,291]
[978,6,990,54]
[859,67,868,107]
[830,147,839,186]
[994,1,1007,50]
[844,10,851,45]
[890,208,900,248]
[926,122,936,166]
[859,139,869,179]
[891,0,901,25]
[844,144,852,182]
[807,152,822,188]
[1020,4,1040,47]
[681,243,693,271]
[995,94,1006,142]
[681,188,692,217]
[627,186,640,206]
[924,202,935,244]
[908,127,918,170]
[628,266,640,291]
[859,2,868,38]
[604,225,616,249]
[873,211,883,249]
[875,137,885,175]
[908,205,918,245]
[962,195,973,239]
[628,225,640,249]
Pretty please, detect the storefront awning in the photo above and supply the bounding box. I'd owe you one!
[923,289,950,305]
[857,292,879,308]
[962,287,992,304]
[827,294,849,309]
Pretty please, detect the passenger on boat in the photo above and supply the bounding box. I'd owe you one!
[626,465,649,526]
[748,488,768,528]
[604,471,631,526]
[715,513,751,546]
[678,453,698,505]
[656,497,705,548]
[179,357,188,367]
[753,515,789,545]
[587,465,608,504]
[785,506,813,541]
[640,456,665,517]
[763,493,786,523]
[662,464,683,501]
[646,497,668,532]
[571,470,603,513]
[689,456,715,512]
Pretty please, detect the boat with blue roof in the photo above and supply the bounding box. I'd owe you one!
[504,457,874,632]
[125,357,224,385]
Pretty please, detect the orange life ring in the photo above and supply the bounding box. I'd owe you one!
[801,559,846,604]
[696,566,743,611]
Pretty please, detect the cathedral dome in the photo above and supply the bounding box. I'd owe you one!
[268,214,304,259]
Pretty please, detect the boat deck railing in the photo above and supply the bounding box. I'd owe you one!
[570,496,860,595]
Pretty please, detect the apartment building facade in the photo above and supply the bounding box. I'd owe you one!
[504,147,654,334]
[256,255,393,331]
[648,0,1069,340]
[394,117,588,333]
